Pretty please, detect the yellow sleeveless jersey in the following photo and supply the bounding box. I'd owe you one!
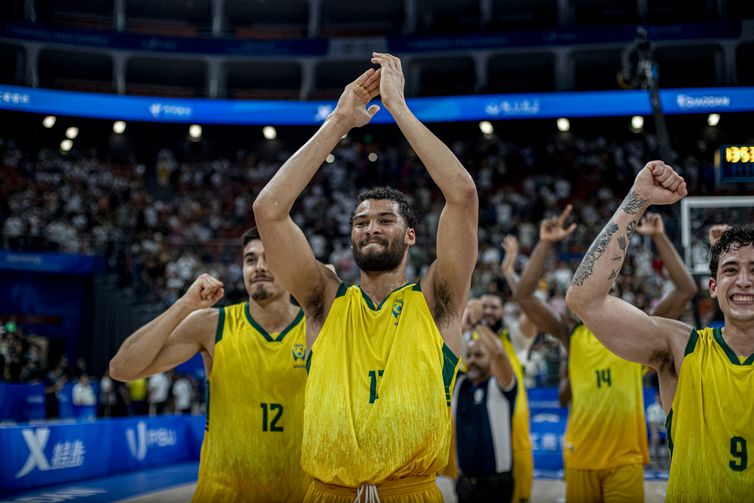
[666,327,754,502]
[302,282,460,487]
[193,302,310,502]
[500,330,532,452]
[564,324,649,470]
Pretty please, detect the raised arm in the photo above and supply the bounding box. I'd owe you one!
[252,68,381,324]
[109,274,222,381]
[371,53,478,353]
[500,234,520,293]
[636,212,698,318]
[565,161,692,371]
[475,324,515,389]
[512,206,576,346]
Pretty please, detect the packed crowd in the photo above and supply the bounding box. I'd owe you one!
[0,127,727,390]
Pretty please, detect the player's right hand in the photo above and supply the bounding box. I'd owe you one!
[332,67,381,129]
[180,273,225,310]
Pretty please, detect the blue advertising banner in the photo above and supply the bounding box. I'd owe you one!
[0,416,204,494]
[1,84,751,125]
[0,251,105,274]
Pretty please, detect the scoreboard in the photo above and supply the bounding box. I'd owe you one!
[715,146,754,184]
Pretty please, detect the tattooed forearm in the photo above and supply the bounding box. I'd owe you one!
[571,222,619,287]
[620,191,649,215]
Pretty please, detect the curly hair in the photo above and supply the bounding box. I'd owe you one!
[351,187,417,229]
[709,225,754,278]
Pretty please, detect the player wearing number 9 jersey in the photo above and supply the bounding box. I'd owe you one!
[109,228,309,502]
[566,161,754,502]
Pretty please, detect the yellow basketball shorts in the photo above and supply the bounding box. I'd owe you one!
[304,475,443,503]
[565,463,644,503]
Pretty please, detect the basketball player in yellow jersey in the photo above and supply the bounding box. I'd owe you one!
[567,161,754,502]
[109,229,309,502]
[254,53,478,502]
[514,205,696,502]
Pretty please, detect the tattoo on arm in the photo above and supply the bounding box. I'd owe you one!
[620,191,649,215]
[571,222,619,287]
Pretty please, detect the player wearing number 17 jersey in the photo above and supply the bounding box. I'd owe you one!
[110,228,309,502]
[567,161,754,502]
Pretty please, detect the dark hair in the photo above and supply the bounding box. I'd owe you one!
[351,187,417,229]
[241,227,261,248]
[709,225,754,278]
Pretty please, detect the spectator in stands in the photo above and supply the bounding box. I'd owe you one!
[72,374,97,420]
[646,392,668,469]
[99,370,117,417]
[148,371,171,416]
[172,373,193,414]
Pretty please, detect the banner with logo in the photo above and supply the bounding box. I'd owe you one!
[0,84,751,125]
[0,416,204,494]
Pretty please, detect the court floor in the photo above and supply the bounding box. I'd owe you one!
[1,465,668,503]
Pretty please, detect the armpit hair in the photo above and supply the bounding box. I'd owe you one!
[649,349,676,377]
[431,276,455,328]
[304,290,325,324]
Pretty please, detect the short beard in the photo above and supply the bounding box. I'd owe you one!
[352,239,405,272]
[251,284,272,301]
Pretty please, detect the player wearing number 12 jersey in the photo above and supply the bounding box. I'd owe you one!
[110,228,309,502]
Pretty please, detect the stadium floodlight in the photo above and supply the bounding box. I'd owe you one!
[189,124,202,140]
[479,121,494,135]
[631,116,644,131]
[43,116,56,128]
[326,154,335,164]
[60,139,73,152]
[556,118,570,132]
[262,126,277,140]
[368,152,378,162]
[707,113,720,127]
[113,121,126,134]
[66,127,79,139]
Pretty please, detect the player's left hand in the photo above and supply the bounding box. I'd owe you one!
[632,161,687,206]
[371,52,405,110]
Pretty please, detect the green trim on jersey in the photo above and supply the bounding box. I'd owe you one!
[713,327,754,366]
[666,408,674,457]
[204,380,210,432]
[215,307,225,344]
[335,282,348,298]
[684,328,699,356]
[244,303,304,343]
[359,283,412,311]
[442,343,460,406]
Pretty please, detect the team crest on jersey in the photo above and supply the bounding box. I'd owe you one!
[391,299,404,326]
[292,344,306,368]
